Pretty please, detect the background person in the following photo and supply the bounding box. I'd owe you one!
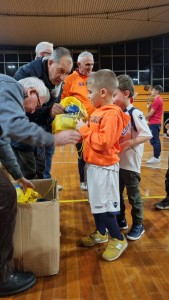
[35,41,53,59]
[154,128,169,209]
[145,85,163,164]
[34,41,63,188]
[61,51,95,190]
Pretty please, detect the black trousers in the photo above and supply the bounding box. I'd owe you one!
[0,169,17,284]
[75,143,86,183]
[165,162,169,197]
[12,147,45,179]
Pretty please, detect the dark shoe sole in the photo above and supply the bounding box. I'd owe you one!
[0,277,36,297]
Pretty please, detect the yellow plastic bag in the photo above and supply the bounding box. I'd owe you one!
[52,96,88,133]
[16,186,42,204]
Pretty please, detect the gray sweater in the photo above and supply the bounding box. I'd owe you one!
[0,74,55,179]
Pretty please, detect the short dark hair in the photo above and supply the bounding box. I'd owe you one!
[117,74,134,97]
[152,85,163,93]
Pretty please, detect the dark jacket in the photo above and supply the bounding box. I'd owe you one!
[12,58,61,151]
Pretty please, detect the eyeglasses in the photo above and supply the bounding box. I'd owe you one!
[35,91,42,109]
[24,91,42,110]
[43,51,52,55]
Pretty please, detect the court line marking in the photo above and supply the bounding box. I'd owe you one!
[52,162,77,164]
[59,195,166,203]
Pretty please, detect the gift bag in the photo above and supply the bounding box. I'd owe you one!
[52,96,88,133]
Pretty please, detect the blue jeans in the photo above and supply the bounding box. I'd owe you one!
[44,146,55,179]
[149,124,161,158]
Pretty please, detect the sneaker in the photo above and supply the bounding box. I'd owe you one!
[80,182,88,191]
[57,184,62,191]
[154,198,169,210]
[146,157,160,164]
[102,234,128,261]
[80,230,108,247]
[127,224,145,241]
[117,219,128,230]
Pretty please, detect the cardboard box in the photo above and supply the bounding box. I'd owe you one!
[12,179,60,277]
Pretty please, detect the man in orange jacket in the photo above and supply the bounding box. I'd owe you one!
[61,51,95,190]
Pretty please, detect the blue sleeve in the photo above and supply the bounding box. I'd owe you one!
[0,138,23,180]
[0,79,54,148]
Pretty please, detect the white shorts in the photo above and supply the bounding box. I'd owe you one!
[86,163,120,214]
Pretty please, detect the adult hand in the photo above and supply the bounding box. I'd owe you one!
[53,130,81,146]
[17,177,35,192]
[50,103,64,117]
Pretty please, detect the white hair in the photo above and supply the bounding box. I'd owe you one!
[35,41,53,58]
[18,77,50,101]
[77,51,94,63]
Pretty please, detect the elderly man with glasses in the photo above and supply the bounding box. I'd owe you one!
[0,74,80,297]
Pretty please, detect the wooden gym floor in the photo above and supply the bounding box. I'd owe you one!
[4,136,169,300]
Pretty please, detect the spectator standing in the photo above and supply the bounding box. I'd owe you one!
[145,85,163,164]
[35,41,53,59]
[154,127,169,209]
[61,51,95,190]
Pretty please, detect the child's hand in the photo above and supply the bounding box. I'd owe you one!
[120,140,132,152]
[76,119,87,131]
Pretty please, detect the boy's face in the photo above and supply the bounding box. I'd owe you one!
[87,82,101,108]
[151,88,159,97]
[113,89,126,109]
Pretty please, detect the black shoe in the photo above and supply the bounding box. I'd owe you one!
[117,219,128,230]
[0,271,36,297]
[154,198,169,210]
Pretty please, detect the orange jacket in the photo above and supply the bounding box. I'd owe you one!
[79,105,130,166]
[61,70,95,116]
